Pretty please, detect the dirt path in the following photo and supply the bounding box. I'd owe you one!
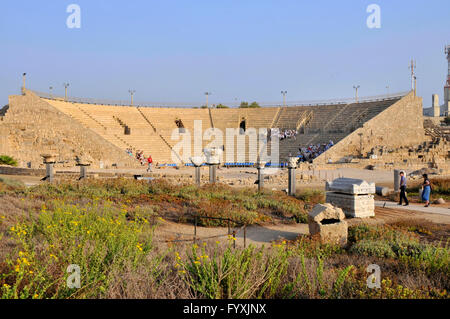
[154,206,450,247]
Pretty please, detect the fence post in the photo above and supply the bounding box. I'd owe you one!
[194,216,197,244]
[232,230,236,249]
[244,225,247,248]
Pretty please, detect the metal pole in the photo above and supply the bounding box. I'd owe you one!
[64,83,69,101]
[22,73,26,93]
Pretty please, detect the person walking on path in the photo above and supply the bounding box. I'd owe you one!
[398,171,409,206]
[147,155,153,172]
[421,174,432,207]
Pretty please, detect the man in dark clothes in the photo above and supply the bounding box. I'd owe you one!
[398,171,409,206]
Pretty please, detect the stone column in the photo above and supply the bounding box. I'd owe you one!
[195,166,201,186]
[256,161,266,192]
[288,157,297,196]
[394,169,400,192]
[41,154,58,183]
[77,164,90,180]
[209,164,217,184]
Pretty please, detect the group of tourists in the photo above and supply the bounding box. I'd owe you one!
[125,148,153,172]
[398,171,433,207]
[269,128,298,141]
[296,140,334,163]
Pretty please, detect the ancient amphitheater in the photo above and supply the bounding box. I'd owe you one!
[0,89,448,173]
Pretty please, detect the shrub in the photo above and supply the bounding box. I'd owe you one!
[0,200,162,298]
[0,155,18,167]
[0,177,25,192]
[349,239,396,258]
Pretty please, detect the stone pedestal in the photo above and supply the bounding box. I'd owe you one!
[326,192,375,218]
[190,156,205,186]
[325,178,375,218]
[41,154,58,183]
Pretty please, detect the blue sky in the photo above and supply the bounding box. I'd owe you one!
[0,0,449,107]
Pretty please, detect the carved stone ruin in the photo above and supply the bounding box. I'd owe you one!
[308,203,348,246]
[287,157,297,196]
[325,178,375,218]
[190,156,205,186]
[203,147,223,184]
[41,153,58,182]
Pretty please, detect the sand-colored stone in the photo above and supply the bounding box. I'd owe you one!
[308,203,348,246]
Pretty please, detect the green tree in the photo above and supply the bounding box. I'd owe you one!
[216,104,229,109]
[0,155,18,167]
[239,102,249,108]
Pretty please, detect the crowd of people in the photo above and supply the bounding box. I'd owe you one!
[296,140,334,162]
[270,128,299,141]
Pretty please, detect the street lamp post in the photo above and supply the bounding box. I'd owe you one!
[22,73,27,94]
[386,85,390,96]
[281,91,287,107]
[205,92,211,108]
[129,90,136,106]
[49,86,53,99]
[353,85,360,103]
[63,83,70,101]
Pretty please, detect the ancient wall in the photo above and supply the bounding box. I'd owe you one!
[0,91,138,168]
[314,92,426,164]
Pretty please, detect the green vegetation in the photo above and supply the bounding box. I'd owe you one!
[239,102,261,108]
[406,178,450,199]
[0,178,448,299]
[215,104,229,109]
[0,155,18,167]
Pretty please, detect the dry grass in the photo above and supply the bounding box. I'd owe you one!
[0,178,448,299]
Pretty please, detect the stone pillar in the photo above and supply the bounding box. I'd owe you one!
[45,163,54,182]
[433,94,440,117]
[195,166,201,186]
[209,165,217,184]
[41,154,58,183]
[77,164,90,180]
[190,156,205,187]
[288,157,297,196]
[394,169,400,192]
[256,161,266,192]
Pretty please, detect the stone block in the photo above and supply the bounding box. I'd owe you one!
[326,192,375,218]
[326,178,375,195]
[308,203,348,246]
